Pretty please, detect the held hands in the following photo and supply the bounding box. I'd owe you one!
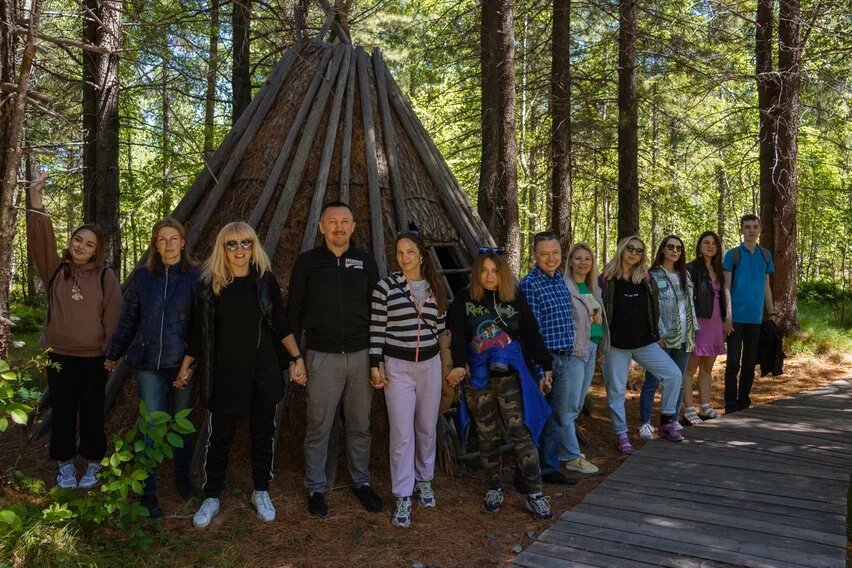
[104,359,117,372]
[723,318,733,336]
[370,364,388,390]
[539,370,553,394]
[173,367,193,390]
[290,358,307,386]
[445,367,466,387]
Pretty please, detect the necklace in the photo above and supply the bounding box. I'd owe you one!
[71,269,83,301]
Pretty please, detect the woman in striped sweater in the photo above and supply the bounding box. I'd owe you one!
[370,232,448,528]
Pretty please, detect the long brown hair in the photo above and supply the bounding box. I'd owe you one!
[567,243,598,296]
[602,236,648,284]
[651,234,687,289]
[694,230,724,278]
[146,218,195,274]
[396,233,448,313]
[470,251,516,303]
[59,223,106,277]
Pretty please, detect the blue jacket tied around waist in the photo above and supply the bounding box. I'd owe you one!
[457,340,552,446]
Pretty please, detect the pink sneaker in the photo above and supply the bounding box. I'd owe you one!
[617,434,635,455]
[659,422,685,442]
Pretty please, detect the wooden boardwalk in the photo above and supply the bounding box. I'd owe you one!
[514,379,852,568]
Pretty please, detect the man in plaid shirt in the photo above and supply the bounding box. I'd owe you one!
[519,232,577,485]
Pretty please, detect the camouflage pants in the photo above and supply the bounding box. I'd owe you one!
[465,373,542,494]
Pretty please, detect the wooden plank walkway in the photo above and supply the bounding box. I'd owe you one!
[514,379,852,568]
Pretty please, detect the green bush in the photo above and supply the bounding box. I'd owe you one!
[9,304,47,334]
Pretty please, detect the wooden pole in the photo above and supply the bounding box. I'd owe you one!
[301,46,353,252]
[372,48,409,232]
[339,50,356,204]
[356,47,388,276]
[316,0,351,45]
[248,47,335,229]
[186,48,300,249]
[263,45,346,258]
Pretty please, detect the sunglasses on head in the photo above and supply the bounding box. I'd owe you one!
[665,243,683,252]
[479,246,505,255]
[397,230,421,238]
[225,239,254,252]
[625,244,644,255]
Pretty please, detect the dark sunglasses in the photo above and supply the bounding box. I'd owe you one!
[225,239,254,252]
[665,244,683,252]
[625,244,644,255]
[479,246,505,255]
[397,230,421,238]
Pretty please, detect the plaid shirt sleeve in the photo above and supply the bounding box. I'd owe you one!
[520,268,574,352]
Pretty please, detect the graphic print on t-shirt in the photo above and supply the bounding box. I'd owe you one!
[466,301,517,353]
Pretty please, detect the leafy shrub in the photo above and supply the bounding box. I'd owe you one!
[0,356,44,432]
[8,304,47,334]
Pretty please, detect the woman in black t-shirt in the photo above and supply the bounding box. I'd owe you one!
[600,236,685,455]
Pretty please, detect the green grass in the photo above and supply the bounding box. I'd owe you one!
[787,299,852,359]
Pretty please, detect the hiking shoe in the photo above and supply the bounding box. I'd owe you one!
[698,404,719,420]
[251,490,276,522]
[683,409,703,426]
[617,434,635,455]
[673,420,684,431]
[56,461,77,489]
[659,422,685,442]
[307,492,330,519]
[525,494,553,520]
[638,423,656,440]
[141,494,163,520]
[352,483,383,513]
[192,498,220,528]
[563,454,599,474]
[481,488,504,513]
[176,477,197,501]
[542,471,578,485]
[78,462,101,489]
[392,496,412,528]
[414,481,436,509]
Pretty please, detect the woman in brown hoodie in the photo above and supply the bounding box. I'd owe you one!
[26,173,123,489]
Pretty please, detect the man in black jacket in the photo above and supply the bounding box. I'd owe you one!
[287,201,382,518]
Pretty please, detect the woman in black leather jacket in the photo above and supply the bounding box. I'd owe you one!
[106,218,200,517]
[684,231,727,422]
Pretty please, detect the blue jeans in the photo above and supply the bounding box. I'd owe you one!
[602,343,683,436]
[540,344,598,473]
[639,346,690,424]
[137,369,194,496]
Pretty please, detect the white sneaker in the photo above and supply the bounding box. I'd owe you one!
[56,461,77,489]
[673,421,684,431]
[392,496,412,528]
[78,462,101,489]
[251,490,276,522]
[192,498,221,528]
[414,481,436,509]
[638,423,656,440]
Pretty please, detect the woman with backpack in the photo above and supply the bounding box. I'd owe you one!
[369,232,447,528]
[26,172,123,489]
[600,236,684,455]
[105,218,201,517]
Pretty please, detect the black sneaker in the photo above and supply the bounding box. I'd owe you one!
[141,494,163,520]
[542,471,578,486]
[307,492,330,519]
[175,477,197,501]
[352,483,383,513]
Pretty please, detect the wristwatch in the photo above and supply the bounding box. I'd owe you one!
[292,352,304,361]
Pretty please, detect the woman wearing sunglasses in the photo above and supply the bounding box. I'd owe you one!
[601,236,685,455]
[446,248,554,520]
[638,235,698,438]
[683,231,726,422]
[105,218,200,518]
[176,222,306,528]
[369,232,448,528]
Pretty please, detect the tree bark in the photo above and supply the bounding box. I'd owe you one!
[550,0,572,250]
[479,0,520,274]
[204,0,219,160]
[161,39,171,217]
[82,0,98,225]
[0,0,42,357]
[617,0,639,241]
[756,0,778,249]
[231,0,252,124]
[769,0,801,333]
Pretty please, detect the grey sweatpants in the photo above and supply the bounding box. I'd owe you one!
[303,349,373,493]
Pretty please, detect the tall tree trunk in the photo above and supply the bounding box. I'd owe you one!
[769,0,801,333]
[617,0,639,241]
[231,0,251,124]
[550,0,572,250]
[24,155,37,304]
[161,39,171,217]
[479,0,520,274]
[204,0,219,160]
[756,0,778,248]
[82,0,98,223]
[0,0,42,357]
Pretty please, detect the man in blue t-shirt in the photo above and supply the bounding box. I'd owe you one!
[722,214,775,413]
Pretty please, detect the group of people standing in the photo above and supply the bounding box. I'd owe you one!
[25,167,775,530]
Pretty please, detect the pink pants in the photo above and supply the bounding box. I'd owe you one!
[384,354,443,498]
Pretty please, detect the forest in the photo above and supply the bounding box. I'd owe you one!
[0,0,851,353]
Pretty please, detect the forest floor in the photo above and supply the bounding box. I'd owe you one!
[1,344,850,567]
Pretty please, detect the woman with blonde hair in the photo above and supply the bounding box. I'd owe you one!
[176,222,306,528]
[600,236,684,455]
[446,248,554,519]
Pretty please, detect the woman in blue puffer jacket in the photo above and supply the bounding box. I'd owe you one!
[106,218,201,518]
